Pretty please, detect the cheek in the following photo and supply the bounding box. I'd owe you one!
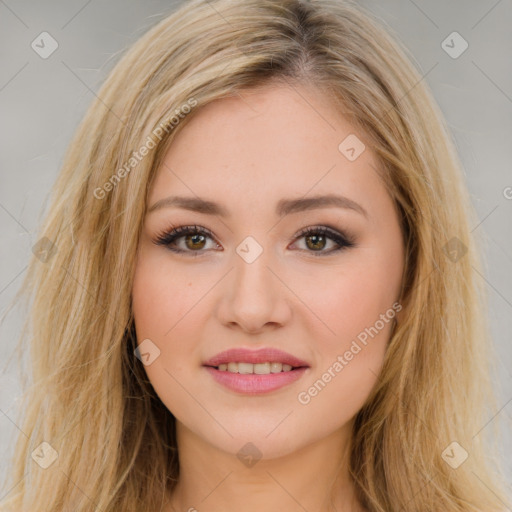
[131,248,206,338]
[131,247,224,375]
[131,254,201,417]
[292,255,400,413]
[294,258,400,349]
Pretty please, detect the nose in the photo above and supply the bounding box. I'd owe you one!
[215,243,292,335]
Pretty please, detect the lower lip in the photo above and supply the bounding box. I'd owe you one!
[204,366,308,394]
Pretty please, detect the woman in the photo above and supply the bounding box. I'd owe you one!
[2,0,510,510]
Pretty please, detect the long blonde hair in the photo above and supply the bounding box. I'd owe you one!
[2,0,510,510]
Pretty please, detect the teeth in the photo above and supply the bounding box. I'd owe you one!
[238,362,253,374]
[270,362,282,373]
[216,362,296,374]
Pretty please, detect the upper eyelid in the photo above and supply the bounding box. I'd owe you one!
[159,224,346,240]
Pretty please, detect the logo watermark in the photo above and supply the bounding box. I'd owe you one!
[297,301,402,405]
[94,97,197,200]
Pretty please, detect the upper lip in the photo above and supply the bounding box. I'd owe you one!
[203,347,310,368]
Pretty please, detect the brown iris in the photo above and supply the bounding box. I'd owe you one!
[185,233,207,250]
[305,234,327,251]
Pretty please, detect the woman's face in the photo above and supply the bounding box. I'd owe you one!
[132,83,404,459]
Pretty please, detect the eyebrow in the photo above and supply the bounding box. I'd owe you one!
[147,194,368,219]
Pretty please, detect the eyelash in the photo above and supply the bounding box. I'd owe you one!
[153,224,355,257]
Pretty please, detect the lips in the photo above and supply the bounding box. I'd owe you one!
[202,347,310,369]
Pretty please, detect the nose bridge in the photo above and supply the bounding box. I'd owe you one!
[216,234,291,332]
[232,235,276,304]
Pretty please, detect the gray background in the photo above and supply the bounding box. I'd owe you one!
[1,0,511,499]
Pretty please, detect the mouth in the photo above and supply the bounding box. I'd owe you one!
[203,346,310,368]
[202,347,310,394]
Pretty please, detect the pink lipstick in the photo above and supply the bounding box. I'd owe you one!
[203,347,310,395]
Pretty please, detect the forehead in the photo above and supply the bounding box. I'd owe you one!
[149,83,384,215]
[163,83,359,167]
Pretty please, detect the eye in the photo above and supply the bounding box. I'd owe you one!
[152,224,355,256]
[291,225,355,255]
[153,225,220,256]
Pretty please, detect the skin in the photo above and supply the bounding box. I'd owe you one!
[131,81,405,512]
